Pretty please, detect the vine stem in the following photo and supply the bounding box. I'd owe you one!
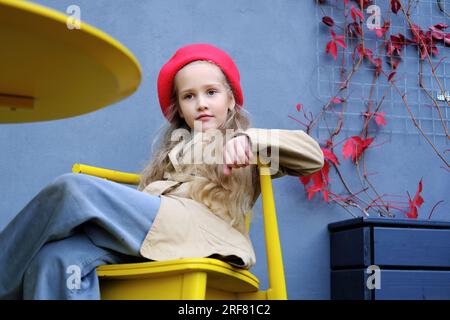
[308,55,364,134]
[388,75,449,167]
[418,60,449,138]
[400,4,450,112]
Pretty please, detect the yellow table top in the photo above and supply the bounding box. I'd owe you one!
[0,0,142,123]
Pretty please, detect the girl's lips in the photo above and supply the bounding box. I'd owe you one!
[197,115,213,121]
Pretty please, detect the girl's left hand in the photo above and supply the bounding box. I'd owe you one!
[223,135,254,176]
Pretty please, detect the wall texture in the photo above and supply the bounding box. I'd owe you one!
[1,0,448,299]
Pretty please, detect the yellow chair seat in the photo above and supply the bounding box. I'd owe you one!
[96,258,266,300]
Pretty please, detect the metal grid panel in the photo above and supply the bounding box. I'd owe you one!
[315,0,449,145]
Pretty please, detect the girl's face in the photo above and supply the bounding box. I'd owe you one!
[174,61,235,132]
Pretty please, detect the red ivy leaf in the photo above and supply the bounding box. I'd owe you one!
[390,0,402,14]
[375,112,387,126]
[299,161,330,202]
[322,16,334,27]
[342,136,374,163]
[331,29,345,40]
[413,178,425,207]
[350,5,364,22]
[373,57,383,76]
[348,21,362,38]
[374,21,391,38]
[445,34,450,46]
[323,189,329,202]
[306,184,322,201]
[296,103,302,112]
[326,41,338,60]
[321,147,340,166]
[331,97,343,104]
[430,26,445,40]
[388,58,401,70]
[433,23,448,30]
[406,202,418,219]
[406,178,424,219]
[431,45,439,56]
[410,24,440,60]
[342,138,356,161]
[362,137,374,148]
[299,175,311,185]
[334,38,347,49]
[388,71,397,82]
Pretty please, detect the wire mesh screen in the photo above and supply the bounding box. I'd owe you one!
[315,0,449,145]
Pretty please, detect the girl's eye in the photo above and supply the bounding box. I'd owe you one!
[183,94,193,100]
[207,89,217,96]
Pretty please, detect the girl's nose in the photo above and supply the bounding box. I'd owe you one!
[196,95,208,110]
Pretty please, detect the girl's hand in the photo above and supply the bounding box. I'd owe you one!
[223,135,254,176]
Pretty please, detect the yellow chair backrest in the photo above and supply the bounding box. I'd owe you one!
[72,158,287,299]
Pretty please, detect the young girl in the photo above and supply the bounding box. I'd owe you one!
[0,43,324,300]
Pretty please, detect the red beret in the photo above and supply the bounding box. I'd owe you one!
[157,43,244,121]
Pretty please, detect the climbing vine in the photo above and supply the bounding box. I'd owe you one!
[295,0,449,219]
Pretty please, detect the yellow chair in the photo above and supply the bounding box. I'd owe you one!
[72,159,287,300]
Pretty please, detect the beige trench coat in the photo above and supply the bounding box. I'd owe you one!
[139,128,324,269]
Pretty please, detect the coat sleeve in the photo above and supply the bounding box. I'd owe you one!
[234,128,324,179]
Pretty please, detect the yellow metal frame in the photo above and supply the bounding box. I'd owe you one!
[72,160,287,300]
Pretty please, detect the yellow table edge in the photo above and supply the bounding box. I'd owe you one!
[1,0,142,76]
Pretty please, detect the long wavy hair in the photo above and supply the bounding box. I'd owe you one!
[137,60,259,228]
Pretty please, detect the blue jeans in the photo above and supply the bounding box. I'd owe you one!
[0,173,160,300]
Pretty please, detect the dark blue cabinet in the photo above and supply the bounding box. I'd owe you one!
[328,217,450,300]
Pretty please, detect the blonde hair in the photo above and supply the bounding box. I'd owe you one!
[138,60,259,228]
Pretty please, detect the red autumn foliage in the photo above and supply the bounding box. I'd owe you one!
[322,16,334,27]
[356,44,372,61]
[326,29,346,60]
[430,25,445,40]
[342,136,374,163]
[355,45,385,75]
[390,0,402,14]
[299,147,337,202]
[363,112,387,127]
[373,21,390,38]
[410,24,439,60]
[331,97,344,104]
[322,147,340,166]
[347,21,362,38]
[352,0,371,9]
[388,71,397,82]
[374,112,387,126]
[384,33,413,70]
[387,34,411,56]
[311,1,445,220]
[445,34,450,46]
[350,5,364,23]
[405,179,424,219]
[433,23,448,30]
[372,57,383,75]
[326,41,337,60]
